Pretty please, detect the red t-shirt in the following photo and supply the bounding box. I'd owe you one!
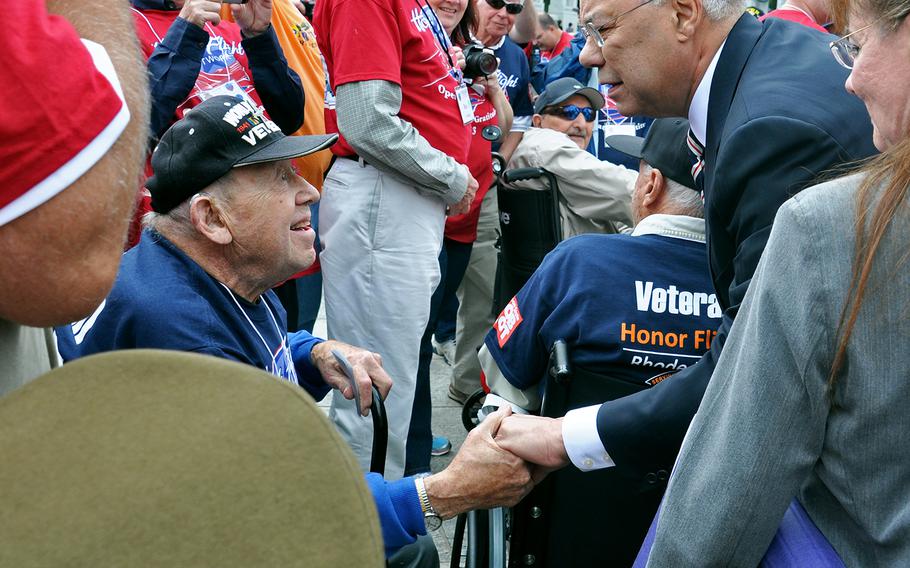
[760,8,828,33]
[0,2,127,226]
[314,0,470,163]
[445,90,498,243]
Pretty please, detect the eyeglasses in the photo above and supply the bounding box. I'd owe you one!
[485,0,524,15]
[581,0,655,48]
[829,22,875,69]
[541,104,597,122]
[830,7,910,69]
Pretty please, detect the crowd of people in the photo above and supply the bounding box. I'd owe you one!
[1,0,908,565]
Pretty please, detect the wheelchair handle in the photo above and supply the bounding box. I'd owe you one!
[501,167,546,184]
[550,339,572,385]
[369,385,388,476]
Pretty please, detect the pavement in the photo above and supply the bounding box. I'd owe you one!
[313,303,472,566]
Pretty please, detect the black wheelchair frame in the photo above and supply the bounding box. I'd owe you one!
[452,341,665,567]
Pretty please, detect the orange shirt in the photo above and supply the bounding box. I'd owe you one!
[222,1,331,190]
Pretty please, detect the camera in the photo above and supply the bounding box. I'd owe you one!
[462,45,498,78]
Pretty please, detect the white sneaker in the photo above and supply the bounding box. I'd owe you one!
[431,338,456,366]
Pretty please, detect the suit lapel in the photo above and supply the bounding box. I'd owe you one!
[704,14,764,194]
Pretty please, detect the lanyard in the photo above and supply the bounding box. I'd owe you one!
[414,0,464,83]
[219,282,285,365]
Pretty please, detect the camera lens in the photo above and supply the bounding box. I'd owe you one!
[463,46,498,78]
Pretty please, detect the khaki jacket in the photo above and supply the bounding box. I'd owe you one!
[506,127,636,237]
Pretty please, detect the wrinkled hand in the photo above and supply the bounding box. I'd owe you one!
[447,167,478,217]
[449,45,466,71]
[310,340,392,416]
[233,0,272,37]
[496,414,569,481]
[178,0,222,28]
[423,407,535,519]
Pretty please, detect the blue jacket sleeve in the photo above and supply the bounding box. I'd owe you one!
[146,17,209,142]
[365,473,426,557]
[288,330,330,400]
[241,25,304,135]
[529,33,588,93]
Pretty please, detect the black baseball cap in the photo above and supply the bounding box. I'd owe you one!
[604,118,697,190]
[146,96,338,214]
[533,77,605,114]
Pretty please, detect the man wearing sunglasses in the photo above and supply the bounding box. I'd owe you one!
[507,77,637,238]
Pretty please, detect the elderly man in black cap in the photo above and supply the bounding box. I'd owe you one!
[55,95,536,564]
[482,118,715,566]
[506,76,639,237]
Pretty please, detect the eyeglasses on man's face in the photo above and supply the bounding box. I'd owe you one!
[541,104,597,122]
[581,0,655,48]
[485,0,524,15]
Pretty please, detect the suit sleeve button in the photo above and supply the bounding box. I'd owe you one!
[645,472,657,484]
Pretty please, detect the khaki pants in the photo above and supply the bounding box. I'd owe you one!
[321,158,444,480]
[451,187,498,396]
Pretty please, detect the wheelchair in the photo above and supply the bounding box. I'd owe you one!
[451,339,662,568]
[493,166,563,314]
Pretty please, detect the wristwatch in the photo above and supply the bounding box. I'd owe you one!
[414,476,443,531]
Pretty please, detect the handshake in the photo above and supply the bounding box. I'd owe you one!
[421,406,571,520]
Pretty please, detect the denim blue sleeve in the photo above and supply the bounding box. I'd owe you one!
[365,473,426,557]
[288,330,331,400]
[146,17,209,141]
[242,25,304,135]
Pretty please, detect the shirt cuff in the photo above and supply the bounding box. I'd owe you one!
[562,404,615,471]
[242,25,282,63]
[166,17,209,60]
[287,330,325,378]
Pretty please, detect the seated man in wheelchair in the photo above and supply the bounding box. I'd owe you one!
[478,118,720,566]
[506,77,639,238]
[482,117,719,413]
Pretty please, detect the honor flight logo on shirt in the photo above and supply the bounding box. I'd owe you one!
[493,297,524,348]
[621,280,721,373]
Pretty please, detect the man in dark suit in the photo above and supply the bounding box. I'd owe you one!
[493,0,877,492]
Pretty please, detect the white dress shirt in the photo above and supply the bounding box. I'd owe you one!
[686,40,726,147]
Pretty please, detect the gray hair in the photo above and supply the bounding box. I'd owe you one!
[142,174,237,236]
[642,163,705,218]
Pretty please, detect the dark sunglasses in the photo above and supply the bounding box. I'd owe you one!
[485,0,524,15]
[541,104,596,122]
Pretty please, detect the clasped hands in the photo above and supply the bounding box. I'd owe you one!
[425,406,571,519]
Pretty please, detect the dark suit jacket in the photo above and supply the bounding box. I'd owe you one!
[594,14,878,481]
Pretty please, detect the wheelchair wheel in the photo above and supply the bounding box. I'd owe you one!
[461,389,487,432]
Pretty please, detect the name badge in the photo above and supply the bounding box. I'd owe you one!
[456,85,474,125]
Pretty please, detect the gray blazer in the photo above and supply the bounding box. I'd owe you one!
[646,173,910,567]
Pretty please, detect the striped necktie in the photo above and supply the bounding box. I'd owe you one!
[686,128,706,198]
